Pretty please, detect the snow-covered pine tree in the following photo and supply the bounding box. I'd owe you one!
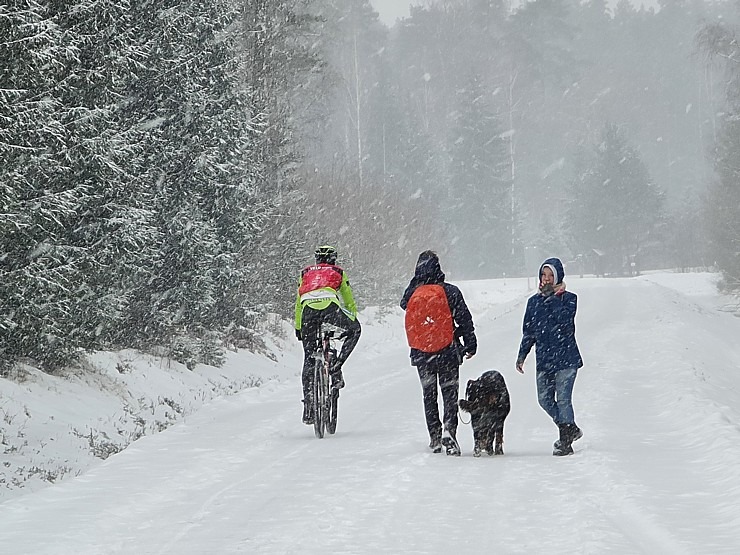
[446,77,513,279]
[0,0,144,370]
[503,0,578,250]
[707,116,740,290]
[566,123,665,275]
[234,0,325,326]
[47,0,158,356]
[0,1,70,370]
[115,0,260,355]
[295,0,453,303]
[699,17,740,291]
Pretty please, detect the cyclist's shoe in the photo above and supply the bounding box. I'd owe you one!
[330,359,345,389]
[331,370,345,390]
[302,399,314,425]
[441,430,461,456]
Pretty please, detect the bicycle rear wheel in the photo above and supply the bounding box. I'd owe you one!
[312,357,325,439]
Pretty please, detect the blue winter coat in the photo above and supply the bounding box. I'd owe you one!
[517,289,583,373]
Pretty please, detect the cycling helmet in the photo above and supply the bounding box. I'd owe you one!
[315,245,338,265]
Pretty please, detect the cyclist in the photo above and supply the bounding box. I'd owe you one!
[295,245,361,424]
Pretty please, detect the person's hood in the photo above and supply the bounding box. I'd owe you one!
[414,250,445,284]
[539,257,565,285]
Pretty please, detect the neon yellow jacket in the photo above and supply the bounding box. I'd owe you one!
[294,263,358,330]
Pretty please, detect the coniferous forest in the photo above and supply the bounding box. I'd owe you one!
[1,0,740,372]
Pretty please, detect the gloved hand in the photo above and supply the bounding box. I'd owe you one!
[295,329,302,341]
[516,359,525,374]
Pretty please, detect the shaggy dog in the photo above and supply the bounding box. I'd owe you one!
[459,370,511,456]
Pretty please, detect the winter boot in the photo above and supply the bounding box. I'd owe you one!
[571,424,583,442]
[429,435,443,453]
[553,424,574,456]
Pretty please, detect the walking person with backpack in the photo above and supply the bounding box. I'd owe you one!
[516,257,583,456]
[401,251,477,456]
[295,245,361,425]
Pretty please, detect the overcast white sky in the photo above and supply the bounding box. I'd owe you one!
[370,0,662,27]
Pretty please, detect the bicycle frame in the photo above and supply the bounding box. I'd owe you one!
[311,322,343,438]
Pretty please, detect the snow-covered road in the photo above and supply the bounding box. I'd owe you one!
[1,272,739,554]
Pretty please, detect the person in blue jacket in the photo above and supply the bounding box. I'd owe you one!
[516,257,583,456]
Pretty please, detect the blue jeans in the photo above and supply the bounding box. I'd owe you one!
[536,367,578,425]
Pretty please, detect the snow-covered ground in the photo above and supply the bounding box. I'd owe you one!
[1,271,740,554]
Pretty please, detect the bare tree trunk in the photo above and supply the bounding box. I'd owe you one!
[507,68,518,256]
[382,121,387,182]
[352,17,364,188]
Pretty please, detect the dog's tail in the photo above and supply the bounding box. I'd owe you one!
[457,399,472,425]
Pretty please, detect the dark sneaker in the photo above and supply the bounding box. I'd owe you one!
[429,435,442,453]
[441,432,461,457]
[473,445,482,457]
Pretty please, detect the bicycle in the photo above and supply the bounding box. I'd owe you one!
[311,322,344,439]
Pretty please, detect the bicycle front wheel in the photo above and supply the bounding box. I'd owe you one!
[312,357,326,439]
[327,388,339,435]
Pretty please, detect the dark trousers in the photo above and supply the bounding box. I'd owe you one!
[300,304,361,399]
[416,357,459,440]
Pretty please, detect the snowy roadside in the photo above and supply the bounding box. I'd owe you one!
[0,322,299,503]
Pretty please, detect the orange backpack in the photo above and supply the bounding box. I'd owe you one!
[404,284,454,353]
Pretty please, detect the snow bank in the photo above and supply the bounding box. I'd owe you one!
[0,325,296,502]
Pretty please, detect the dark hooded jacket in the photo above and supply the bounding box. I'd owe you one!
[517,257,583,373]
[400,251,477,366]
